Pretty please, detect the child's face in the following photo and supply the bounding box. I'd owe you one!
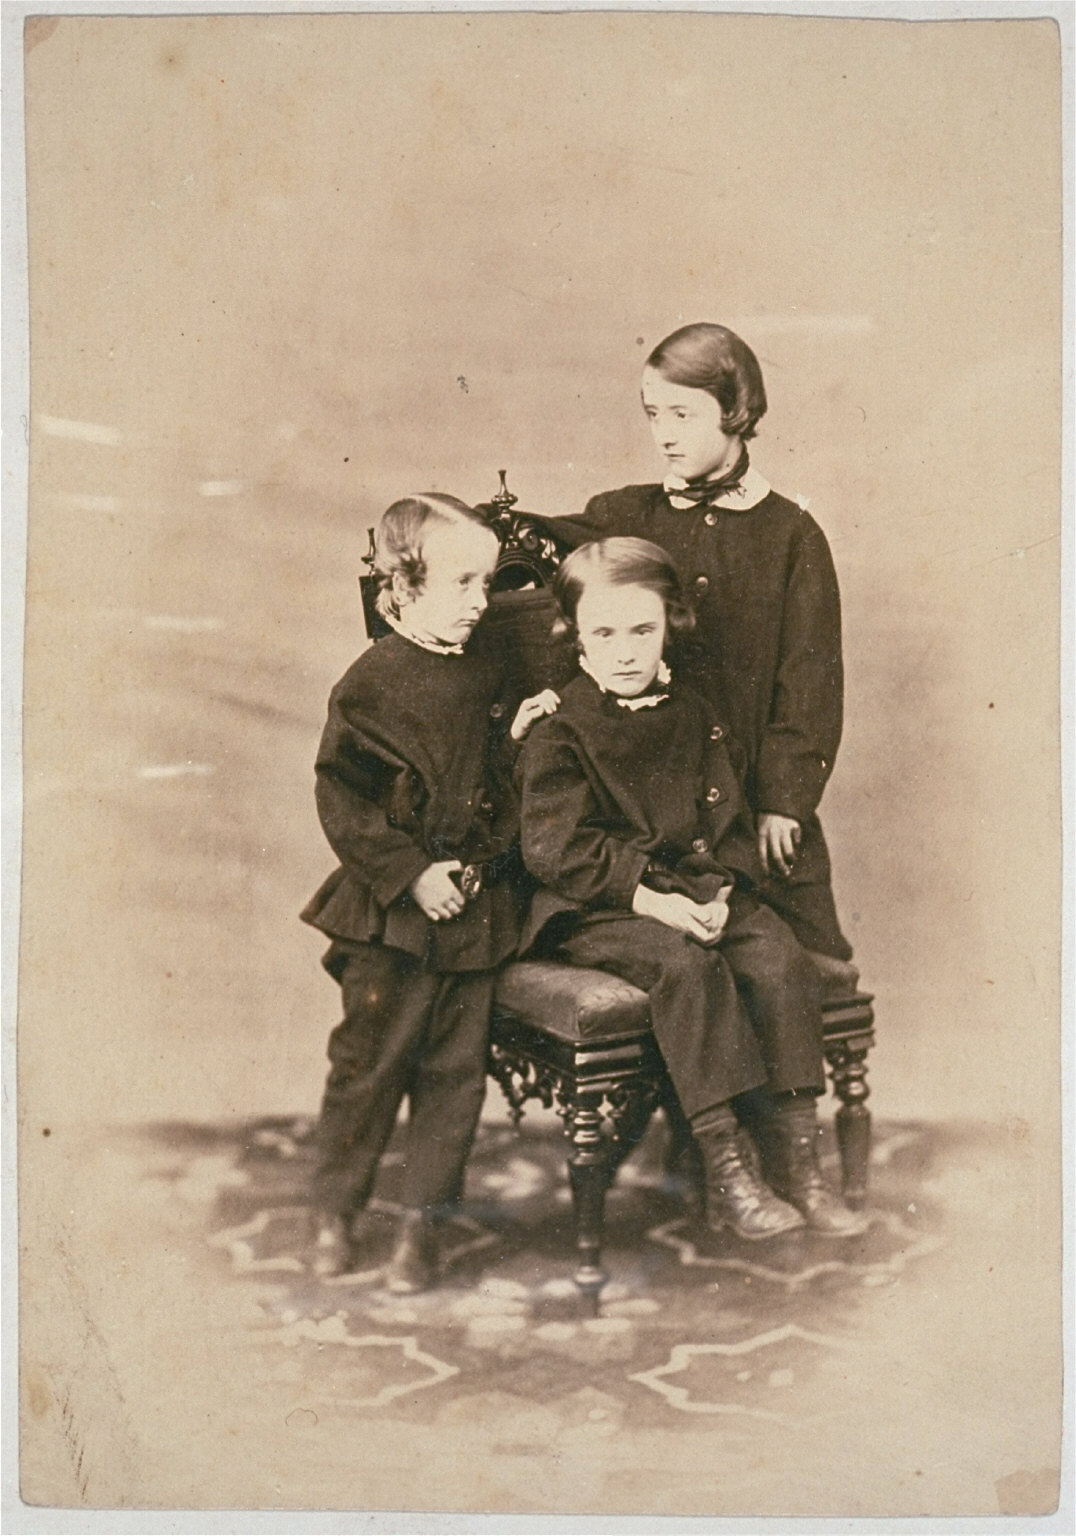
[641,365,739,482]
[399,519,499,646]
[575,580,667,697]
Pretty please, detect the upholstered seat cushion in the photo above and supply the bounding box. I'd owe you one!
[493,960,651,1043]
[494,959,872,1050]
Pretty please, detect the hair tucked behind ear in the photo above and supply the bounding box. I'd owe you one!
[646,322,767,441]
[373,494,493,620]
[551,537,695,647]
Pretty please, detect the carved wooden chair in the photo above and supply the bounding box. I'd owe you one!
[360,475,875,1313]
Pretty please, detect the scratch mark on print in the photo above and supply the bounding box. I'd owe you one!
[37,415,123,446]
[138,763,215,780]
[59,1386,90,1499]
[198,480,246,497]
[988,532,1059,563]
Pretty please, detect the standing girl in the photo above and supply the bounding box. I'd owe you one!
[544,323,855,986]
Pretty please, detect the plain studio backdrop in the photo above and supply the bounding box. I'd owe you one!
[13,9,1064,1518]
[20,11,1061,1133]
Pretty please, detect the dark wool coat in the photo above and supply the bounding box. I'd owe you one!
[300,634,526,972]
[544,484,843,825]
[517,671,764,954]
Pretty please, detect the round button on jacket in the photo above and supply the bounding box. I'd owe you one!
[703,511,718,527]
[692,837,709,854]
[694,575,710,595]
[709,724,724,742]
[488,701,505,720]
[705,786,721,804]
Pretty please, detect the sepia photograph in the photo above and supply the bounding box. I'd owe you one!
[5,1,1070,1525]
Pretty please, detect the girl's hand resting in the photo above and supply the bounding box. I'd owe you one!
[511,689,561,742]
[632,883,731,946]
[757,812,802,878]
[692,888,733,943]
[409,860,466,922]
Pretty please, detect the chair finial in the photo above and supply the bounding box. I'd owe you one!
[491,470,518,515]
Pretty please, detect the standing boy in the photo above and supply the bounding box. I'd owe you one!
[302,493,556,1289]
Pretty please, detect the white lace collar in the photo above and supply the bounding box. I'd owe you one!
[385,610,465,656]
[580,655,672,709]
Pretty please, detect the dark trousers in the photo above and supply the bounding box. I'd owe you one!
[555,893,824,1120]
[314,940,494,1218]
[756,815,853,962]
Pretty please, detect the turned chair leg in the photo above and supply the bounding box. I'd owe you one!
[826,1042,872,1208]
[561,1090,611,1315]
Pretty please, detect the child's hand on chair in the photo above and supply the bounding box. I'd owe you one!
[511,689,560,741]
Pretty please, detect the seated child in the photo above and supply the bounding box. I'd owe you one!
[518,536,867,1238]
[301,493,557,1290]
[536,322,856,992]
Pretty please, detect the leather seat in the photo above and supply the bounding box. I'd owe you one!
[494,961,649,1043]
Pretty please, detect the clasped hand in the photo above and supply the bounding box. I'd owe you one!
[410,690,561,923]
[409,861,466,922]
[632,883,732,946]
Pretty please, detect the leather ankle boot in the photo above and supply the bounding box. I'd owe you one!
[694,1117,806,1240]
[384,1210,439,1293]
[766,1102,870,1238]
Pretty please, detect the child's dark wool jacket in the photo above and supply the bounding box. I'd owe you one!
[517,669,763,954]
[301,633,525,972]
[544,483,843,825]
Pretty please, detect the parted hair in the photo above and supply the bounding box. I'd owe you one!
[373,494,495,620]
[646,322,767,441]
[551,537,696,646]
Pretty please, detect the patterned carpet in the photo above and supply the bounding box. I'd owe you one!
[146,1110,944,1434]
